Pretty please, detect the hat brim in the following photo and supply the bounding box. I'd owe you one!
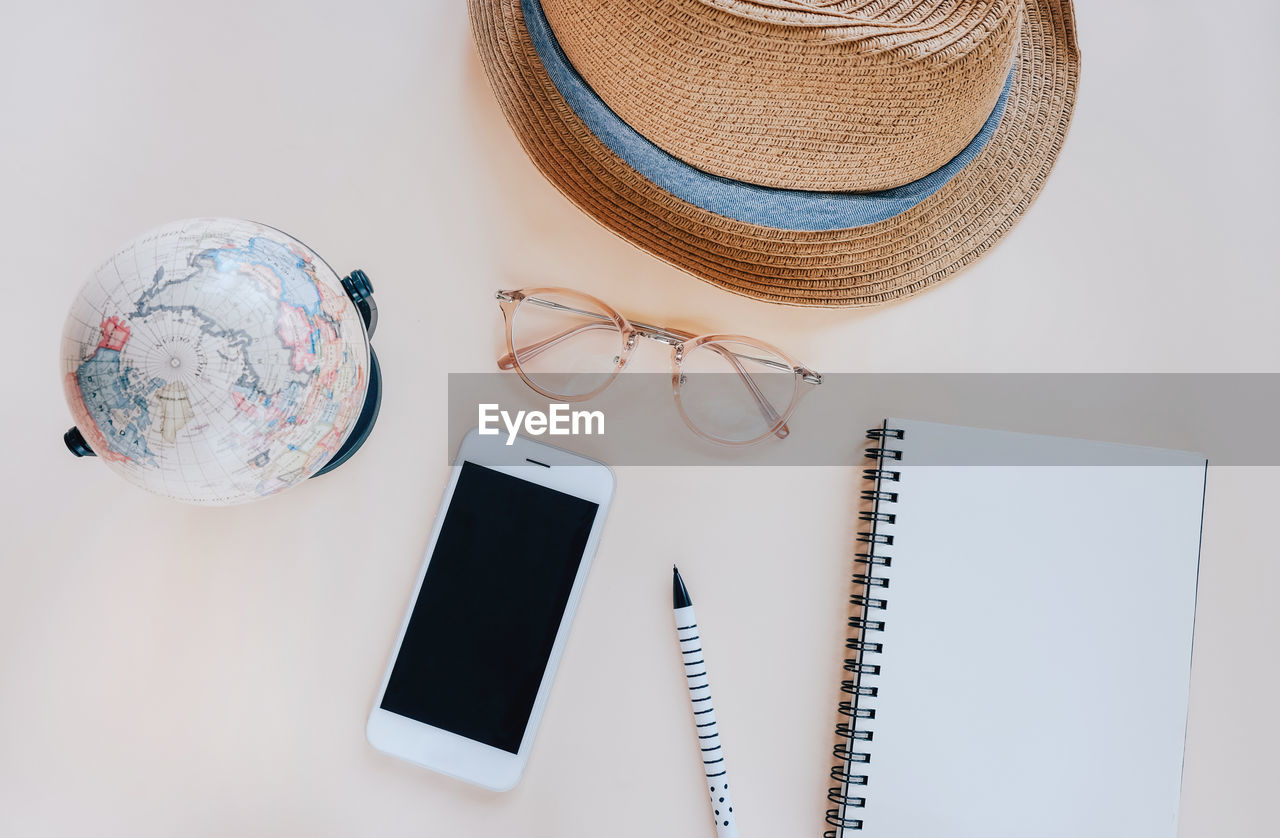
[469,0,1080,308]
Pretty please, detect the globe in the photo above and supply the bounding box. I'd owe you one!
[61,218,379,505]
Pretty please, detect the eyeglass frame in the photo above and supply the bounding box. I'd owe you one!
[495,287,822,445]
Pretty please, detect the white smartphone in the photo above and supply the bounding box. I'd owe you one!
[366,428,614,791]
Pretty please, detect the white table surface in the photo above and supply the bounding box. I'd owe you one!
[1,1,1276,836]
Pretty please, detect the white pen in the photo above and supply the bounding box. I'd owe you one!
[673,566,740,838]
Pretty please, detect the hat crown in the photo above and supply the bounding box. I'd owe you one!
[541,0,1022,191]
[694,0,1004,34]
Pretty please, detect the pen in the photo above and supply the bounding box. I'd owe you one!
[673,566,740,838]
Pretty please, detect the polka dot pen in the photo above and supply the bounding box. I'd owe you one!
[673,566,739,838]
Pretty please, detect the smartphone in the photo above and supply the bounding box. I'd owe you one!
[366,428,614,790]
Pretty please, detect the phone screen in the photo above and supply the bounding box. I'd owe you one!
[380,461,600,754]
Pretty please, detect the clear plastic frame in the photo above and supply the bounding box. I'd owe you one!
[496,288,822,445]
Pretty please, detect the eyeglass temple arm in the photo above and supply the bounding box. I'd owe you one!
[496,321,620,370]
[497,314,790,439]
[640,320,790,440]
[704,339,789,440]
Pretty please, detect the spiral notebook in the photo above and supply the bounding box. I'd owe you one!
[827,419,1206,838]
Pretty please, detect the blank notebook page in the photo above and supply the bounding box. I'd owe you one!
[851,419,1205,838]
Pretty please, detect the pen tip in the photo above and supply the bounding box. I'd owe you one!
[672,566,692,609]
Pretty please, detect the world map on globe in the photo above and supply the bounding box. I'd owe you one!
[61,218,372,505]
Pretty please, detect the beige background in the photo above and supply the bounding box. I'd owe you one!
[1,1,1276,836]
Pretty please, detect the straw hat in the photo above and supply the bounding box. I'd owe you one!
[469,0,1079,307]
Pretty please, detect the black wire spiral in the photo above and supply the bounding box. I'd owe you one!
[824,424,904,836]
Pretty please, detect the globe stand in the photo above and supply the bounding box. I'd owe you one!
[64,426,94,457]
[64,269,383,481]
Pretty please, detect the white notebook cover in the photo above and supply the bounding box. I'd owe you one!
[840,419,1205,838]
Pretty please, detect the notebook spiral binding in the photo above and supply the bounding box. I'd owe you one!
[824,424,905,837]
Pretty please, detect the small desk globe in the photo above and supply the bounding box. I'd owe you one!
[61,218,381,505]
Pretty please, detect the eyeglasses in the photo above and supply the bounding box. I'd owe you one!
[495,287,822,445]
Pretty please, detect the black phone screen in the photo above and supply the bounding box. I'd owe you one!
[380,462,600,754]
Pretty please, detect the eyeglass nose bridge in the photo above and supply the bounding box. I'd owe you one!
[630,320,696,348]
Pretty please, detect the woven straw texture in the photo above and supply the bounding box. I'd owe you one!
[469,0,1079,308]
[541,0,1022,191]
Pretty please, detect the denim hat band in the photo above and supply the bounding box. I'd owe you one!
[469,0,1080,307]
